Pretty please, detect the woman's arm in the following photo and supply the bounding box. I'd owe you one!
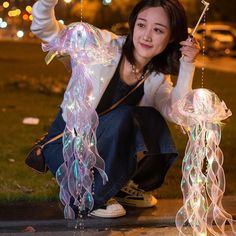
[154,38,199,123]
[154,59,195,123]
[31,0,65,42]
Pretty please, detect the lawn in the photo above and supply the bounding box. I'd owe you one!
[0,40,235,202]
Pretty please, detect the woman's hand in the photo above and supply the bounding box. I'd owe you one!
[179,36,200,63]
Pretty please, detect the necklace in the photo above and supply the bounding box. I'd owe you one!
[130,63,145,81]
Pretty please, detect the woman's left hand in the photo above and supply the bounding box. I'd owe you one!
[179,36,200,63]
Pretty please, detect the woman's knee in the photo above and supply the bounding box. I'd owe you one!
[100,105,135,135]
[135,106,163,121]
[43,143,64,176]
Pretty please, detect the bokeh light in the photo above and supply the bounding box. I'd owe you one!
[3,1,10,9]
[16,30,24,38]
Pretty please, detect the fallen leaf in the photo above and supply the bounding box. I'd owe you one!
[23,226,36,233]
[8,158,15,163]
[16,184,33,194]
[21,186,34,194]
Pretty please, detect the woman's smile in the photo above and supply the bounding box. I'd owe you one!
[139,42,153,49]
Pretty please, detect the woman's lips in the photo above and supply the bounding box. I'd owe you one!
[140,43,152,49]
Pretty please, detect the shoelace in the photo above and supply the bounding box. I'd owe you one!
[122,180,145,197]
[106,198,118,205]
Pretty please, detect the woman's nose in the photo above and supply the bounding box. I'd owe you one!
[143,29,152,42]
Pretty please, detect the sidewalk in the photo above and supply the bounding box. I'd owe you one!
[0,196,235,235]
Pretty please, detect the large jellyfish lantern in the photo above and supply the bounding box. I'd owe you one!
[43,22,118,219]
[172,88,236,235]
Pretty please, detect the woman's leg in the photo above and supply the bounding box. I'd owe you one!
[132,106,178,191]
[42,109,65,175]
[93,105,138,208]
[43,106,138,209]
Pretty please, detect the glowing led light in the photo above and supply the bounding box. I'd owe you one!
[16,9,21,15]
[64,0,72,3]
[0,21,7,28]
[103,0,112,5]
[88,95,95,103]
[8,9,21,17]
[17,30,24,38]
[26,6,32,14]
[3,1,10,8]
[22,14,29,21]
[58,19,65,25]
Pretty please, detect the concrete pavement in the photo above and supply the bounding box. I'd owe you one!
[0,226,236,236]
[0,196,235,235]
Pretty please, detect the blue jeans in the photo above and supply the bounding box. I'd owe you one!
[43,105,177,209]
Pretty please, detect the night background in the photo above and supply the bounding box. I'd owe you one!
[0,0,236,226]
[1,0,236,40]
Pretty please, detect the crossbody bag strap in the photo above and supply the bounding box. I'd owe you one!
[41,133,64,148]
[98,75,148,116]
[43,75,148,146]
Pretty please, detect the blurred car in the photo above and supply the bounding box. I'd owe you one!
[193,23,236,57]
[110,22,129,35]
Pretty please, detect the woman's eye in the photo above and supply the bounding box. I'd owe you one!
[137,23,145,28]
[154,28,163,33]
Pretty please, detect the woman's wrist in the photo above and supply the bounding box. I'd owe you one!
[179,56,196,65]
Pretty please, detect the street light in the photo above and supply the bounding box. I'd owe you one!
[103,0,112,5]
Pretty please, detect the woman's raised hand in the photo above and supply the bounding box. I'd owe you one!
[179,36,200,63]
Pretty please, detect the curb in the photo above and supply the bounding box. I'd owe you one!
[0,197,235,233]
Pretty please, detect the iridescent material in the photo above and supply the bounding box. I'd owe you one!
[42,22,118,219]
[172,88,235,235]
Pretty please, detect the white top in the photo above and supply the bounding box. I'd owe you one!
[31,0,196,123]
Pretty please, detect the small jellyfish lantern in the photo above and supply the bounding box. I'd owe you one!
[172,88,236,235]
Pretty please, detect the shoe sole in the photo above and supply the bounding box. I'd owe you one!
[115,197,158,208]
[90,209,126,218]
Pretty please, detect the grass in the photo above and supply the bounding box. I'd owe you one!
[0,40,235,203]
[0,41,67,202]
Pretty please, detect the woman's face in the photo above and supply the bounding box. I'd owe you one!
[133,6,171,63]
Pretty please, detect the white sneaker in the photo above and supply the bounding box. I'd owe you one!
[90,198,126,218]
[115,180,158,208]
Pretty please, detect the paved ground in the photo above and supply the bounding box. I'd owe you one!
[1,226,236,236]
[0,197,235,235]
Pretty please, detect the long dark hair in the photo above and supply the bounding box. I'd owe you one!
[122,0,188,75]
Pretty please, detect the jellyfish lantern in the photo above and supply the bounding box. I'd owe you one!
[173,88,236,235]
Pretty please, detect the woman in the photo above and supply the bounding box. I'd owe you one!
[31,0,200,219]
